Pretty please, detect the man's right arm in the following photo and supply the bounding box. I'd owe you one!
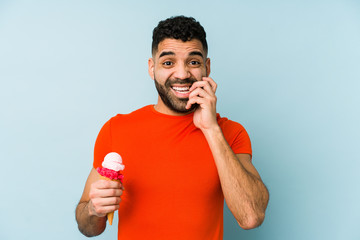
[75,168,123,237]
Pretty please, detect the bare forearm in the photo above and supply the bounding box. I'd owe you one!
[219,151,268,228]
[203,126,269,229]
[75,201,107,237]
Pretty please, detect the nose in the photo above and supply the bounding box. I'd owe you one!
[173,63,191,80]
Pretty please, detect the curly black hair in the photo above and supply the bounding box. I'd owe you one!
[152,16,208,55]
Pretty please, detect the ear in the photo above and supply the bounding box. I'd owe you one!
[148,58,155,80]
[205,58,211,77]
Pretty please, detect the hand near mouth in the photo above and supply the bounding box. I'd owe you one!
[186,77,218,131]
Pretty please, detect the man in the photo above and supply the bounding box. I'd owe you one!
[75,16,269,239]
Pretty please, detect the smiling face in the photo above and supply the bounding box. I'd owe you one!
[148,38,211,115]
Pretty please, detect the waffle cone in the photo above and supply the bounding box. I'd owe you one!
[100,176,120,225]
[107,211,114,225]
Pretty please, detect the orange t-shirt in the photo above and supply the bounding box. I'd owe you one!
[93,105,252,240]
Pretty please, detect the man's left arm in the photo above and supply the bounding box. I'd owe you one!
[186,77,269,229]
[203,129,269,229]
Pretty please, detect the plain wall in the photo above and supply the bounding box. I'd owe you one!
[0,0,359,239]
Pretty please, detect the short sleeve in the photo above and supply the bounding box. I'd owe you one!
[219,118,252,156]
[93,118,113,169]
[231,124,252,156]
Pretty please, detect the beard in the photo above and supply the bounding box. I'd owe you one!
[154,75,199,113]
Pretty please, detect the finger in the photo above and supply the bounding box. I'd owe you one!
[189,80,208,91]
[90,202,120,216]
[202,77,217,93]
[187,84,217,110]
[96,180,122,189]
[98,188,124,198]
[188,87,209,100]
[186,96,206,109]
[99,196,122,207]
[89,198,120,217]
[102,205,119,213]
[190,80,215,96]
[90,187,123,202]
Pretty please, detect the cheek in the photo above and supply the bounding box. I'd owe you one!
[155,68,171,82]
[191,69,206,80]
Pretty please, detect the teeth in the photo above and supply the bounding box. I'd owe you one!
[172,86,190,92]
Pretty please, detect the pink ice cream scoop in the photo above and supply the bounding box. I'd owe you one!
[96,152,125,225]
[97,152,125,181]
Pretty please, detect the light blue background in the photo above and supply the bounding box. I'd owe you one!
[1,0,359,239]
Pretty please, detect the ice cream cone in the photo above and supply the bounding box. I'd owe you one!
[97,152,125,226]
[100,176,121,225]
[107,211,114,225]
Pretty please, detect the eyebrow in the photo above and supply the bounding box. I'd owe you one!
[158,50,204,58]
[159,51,175,58]
[189,51,204,58]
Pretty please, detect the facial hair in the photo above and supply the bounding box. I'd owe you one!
[154,75,199,113]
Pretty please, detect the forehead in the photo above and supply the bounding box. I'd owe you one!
[155,38,205,58]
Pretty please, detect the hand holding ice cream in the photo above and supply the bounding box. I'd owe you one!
[95,152,125,225]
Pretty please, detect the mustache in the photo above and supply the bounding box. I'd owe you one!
[165,78,197,87]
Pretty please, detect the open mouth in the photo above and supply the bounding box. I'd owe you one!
[171,85,191,94]
[170,85,192,98]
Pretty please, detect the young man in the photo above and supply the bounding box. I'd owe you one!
[76,16,269,240]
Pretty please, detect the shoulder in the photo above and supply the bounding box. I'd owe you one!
[216,114,251,150]
[217,114,247,134]
[109,105,152,125]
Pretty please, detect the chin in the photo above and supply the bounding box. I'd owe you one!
[173,103,199,113]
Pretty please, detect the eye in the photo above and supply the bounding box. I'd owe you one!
[189,60,200,65]
[163,61,173,66]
